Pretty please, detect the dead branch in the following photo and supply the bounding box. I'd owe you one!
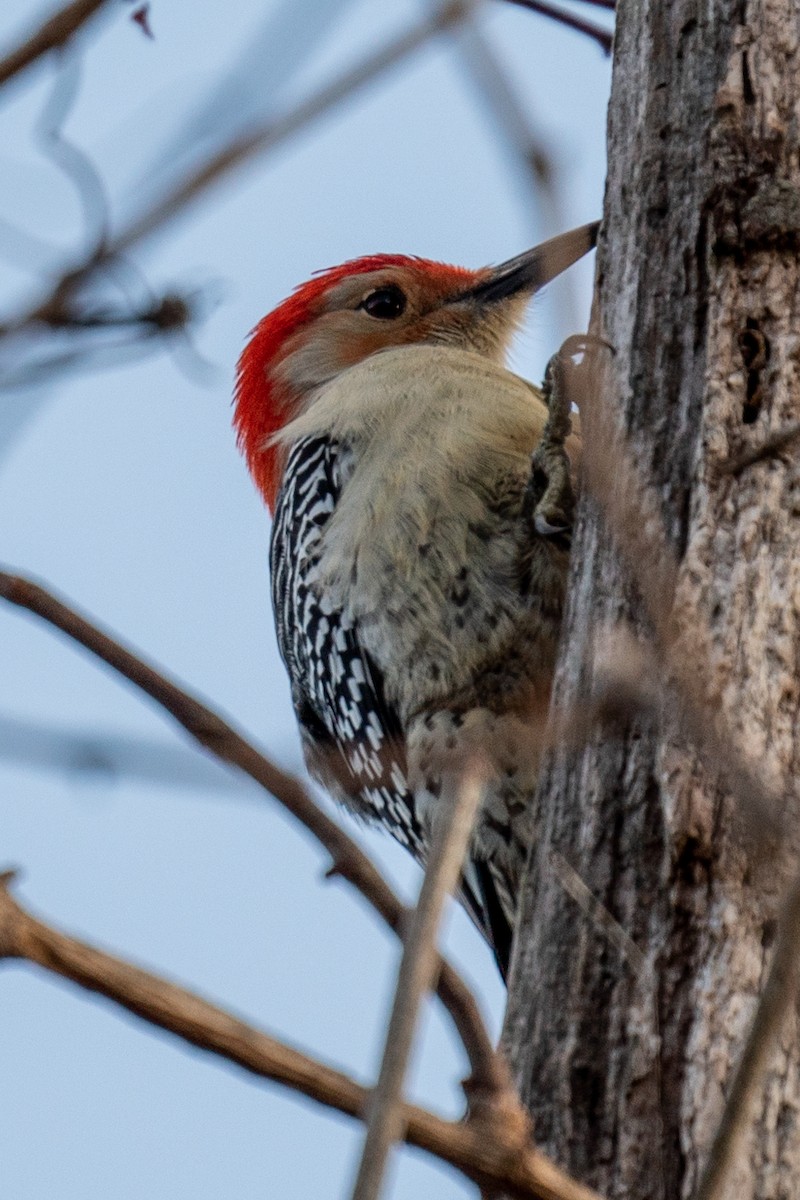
[0,0,474,340]
[0,871,601,1200]
[0,870,591,1200]
[500,0,613,54]
[0,0,110,88]
[350,766,521,1200]
[0,567,506,1097]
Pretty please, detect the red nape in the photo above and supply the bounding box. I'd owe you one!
[233,253,473,510]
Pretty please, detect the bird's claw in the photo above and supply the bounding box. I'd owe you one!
[523,337,583,536]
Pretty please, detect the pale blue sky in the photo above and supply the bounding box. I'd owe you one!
[0,2,610,1196]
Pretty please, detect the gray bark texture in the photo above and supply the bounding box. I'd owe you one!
[503,2,800,1199]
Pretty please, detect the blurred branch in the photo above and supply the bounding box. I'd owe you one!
[695,869,800,1200]
[499,0,613,53]
[454,15,554,188]
[0,44,200,382]
[35,54,110,255]
[0,871,602,1200]
[0,0,110,89]
[351,766,521,1200]
[34,292,194,332]
[0,0,475,340]
[0,712,256,793]
[718,420,800,476]
[145,0,353,188]
[0,294,197,390]
[0,567,506,1098]
[452,16,582,331]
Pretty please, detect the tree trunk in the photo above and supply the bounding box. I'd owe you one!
[504,2,800,1198]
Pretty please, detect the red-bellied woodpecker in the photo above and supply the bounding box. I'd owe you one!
[234,223,597,976]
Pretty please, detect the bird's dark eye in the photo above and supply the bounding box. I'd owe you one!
[360,285,407,320]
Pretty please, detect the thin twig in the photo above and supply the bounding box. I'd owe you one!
[0,873,602,1200]
[0,0,110,88]
[351,766,520,1200]
[718,420,800,476]
[550,851,646,971]
[0,568,506,1098]
[0,0,474,338]
[694,870,800,1200]
[453,16,554,190]
[500,0,613,54]
[35,54,110,256]
[450,16,584,331]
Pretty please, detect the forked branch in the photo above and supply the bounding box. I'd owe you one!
[0,568,506,1098]
[0,872,602,1200]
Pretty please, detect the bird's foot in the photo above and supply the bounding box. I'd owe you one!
[523,337,582,535]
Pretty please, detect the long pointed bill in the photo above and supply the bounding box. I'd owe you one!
[465,220,599,305]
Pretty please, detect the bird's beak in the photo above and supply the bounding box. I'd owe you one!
[463,221,600,305]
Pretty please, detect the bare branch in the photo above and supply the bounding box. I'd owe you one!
[0,568,505,1097]
[695,871,800,1200]
[351,766,521,1200]
[0,712,254,792]
[0,872,602,1200]
[0,0,474,339]
[35,54,110,256]
[718,420,800,477]
[0,0,110,89]
[453,17,554,191]
[499,0,613,54]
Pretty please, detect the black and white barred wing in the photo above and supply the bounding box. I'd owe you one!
[270,436,424,854]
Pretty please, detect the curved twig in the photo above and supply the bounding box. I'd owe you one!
[500,0,613,54]
[0,568,507,1098]
[0,872,602,1200]
[0,0,474,339]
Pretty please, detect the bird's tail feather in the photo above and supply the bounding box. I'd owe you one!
[460,858,515,981]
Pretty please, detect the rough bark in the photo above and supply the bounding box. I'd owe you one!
[504,2,800,1198]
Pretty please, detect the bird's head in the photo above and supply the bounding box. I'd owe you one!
[234,222,598,509]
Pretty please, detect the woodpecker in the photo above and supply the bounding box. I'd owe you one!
[234,223,597,976]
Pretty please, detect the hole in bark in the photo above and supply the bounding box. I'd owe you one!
[762,918,778,949]
[738,319,770,424]
[675,834,712,880]
[741,52,755,104]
